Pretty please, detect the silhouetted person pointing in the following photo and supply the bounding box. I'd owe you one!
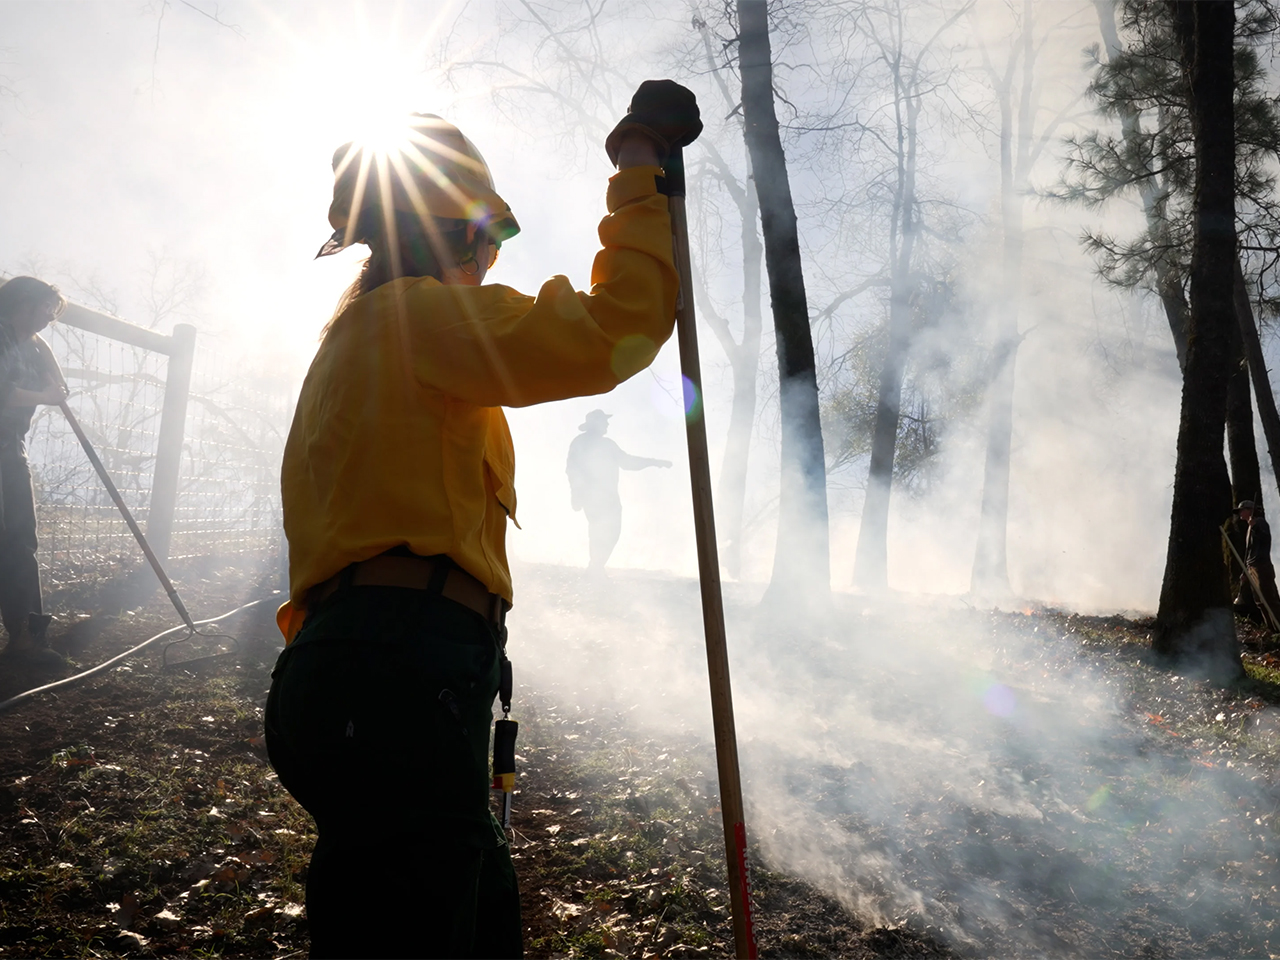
[566,410,670,571]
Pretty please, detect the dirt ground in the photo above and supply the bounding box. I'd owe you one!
[1,564,1279,958]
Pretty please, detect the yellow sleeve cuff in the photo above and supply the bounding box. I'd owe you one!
[607,165,665,212]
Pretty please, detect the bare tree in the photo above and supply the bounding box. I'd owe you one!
[738,0,830,601]
[145,0,244,102]
[842,0,972,591]
[969,0,1085,596]
[687,13,765,579]
[140,251,207,332]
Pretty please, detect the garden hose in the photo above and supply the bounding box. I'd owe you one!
[0,596,272,714]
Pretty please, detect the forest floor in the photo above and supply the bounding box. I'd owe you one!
[1,561,1279,958]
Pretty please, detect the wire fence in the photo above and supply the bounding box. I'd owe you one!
[26,321,289,586]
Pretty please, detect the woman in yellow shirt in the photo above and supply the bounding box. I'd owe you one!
[265,85,699,958]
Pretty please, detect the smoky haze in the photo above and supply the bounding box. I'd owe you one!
[512,568,1280,954]
[0,0,1249,608]
[5,0,1280,954]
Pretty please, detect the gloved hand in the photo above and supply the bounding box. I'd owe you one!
[605,79,703,166]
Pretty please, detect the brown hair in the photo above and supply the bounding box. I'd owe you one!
[0,276,66,331]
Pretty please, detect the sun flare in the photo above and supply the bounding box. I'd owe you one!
[345,102,430,160]
[267,4,463,171]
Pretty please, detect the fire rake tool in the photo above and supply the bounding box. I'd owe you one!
[667,146,758,960]
[57,399,237,665]
[1221,520,1280,633]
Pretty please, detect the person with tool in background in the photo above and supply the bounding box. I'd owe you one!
[1233,500,1280,631]
[264,83,700,959]
[566,409,671,573]
[0,277,69,667]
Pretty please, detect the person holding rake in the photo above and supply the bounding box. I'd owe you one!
[265,83,700,958]
[0,276,69,666]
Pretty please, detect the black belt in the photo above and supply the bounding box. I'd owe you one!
[309,553,508,628]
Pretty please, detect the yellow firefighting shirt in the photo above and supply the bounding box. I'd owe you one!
[277,165,678,641]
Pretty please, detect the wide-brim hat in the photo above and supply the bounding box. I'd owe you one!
[317,114,520,258]
[579,410,611,431]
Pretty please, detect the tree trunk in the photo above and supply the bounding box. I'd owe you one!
[738,0,831,602]
[1225,319,1257,586]
[718,168,763,579]
[852,282,912,590]
[1154,0,1242,681]
[853,94,920,591]
[971,334,1018,594]
[695,22,764,580]
[971,0,1032,596]
[971,215,1023,595]
[1234,260,1280,494]
[1226,317,1262,510]
[1157,281,1191,370]
[1095,0,1190,370]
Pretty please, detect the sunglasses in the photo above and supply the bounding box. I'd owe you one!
[458,240,500,276]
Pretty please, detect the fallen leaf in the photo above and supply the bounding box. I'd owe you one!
[551,899,590,931]
[184,861,216,882]
[112,892,141,929]
[210,863,250,884]
[115,930,149,950]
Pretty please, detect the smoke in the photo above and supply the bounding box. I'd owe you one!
[511,566,1280,954]
[8,2,1280,952]
[2,0,1240,609]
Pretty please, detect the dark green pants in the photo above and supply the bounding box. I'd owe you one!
[0,436,42,640]
[265,586,522,959]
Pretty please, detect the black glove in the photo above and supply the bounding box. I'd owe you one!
[605,79,703,166]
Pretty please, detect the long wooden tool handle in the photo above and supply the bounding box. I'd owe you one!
[58,400,197,631]
[666,147,758,960]
[1222,521,1280,632]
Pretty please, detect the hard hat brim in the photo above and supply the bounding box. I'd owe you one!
[319,120,520,258]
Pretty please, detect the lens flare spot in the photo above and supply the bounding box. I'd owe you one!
[982,683,1016,718]
[682,376,701,419]
[610,334,656,380]
[1085,785,1111,812]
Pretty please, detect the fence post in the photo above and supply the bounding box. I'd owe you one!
[147,323,197,560]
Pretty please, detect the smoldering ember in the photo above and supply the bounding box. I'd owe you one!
[5,1,1280,958]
